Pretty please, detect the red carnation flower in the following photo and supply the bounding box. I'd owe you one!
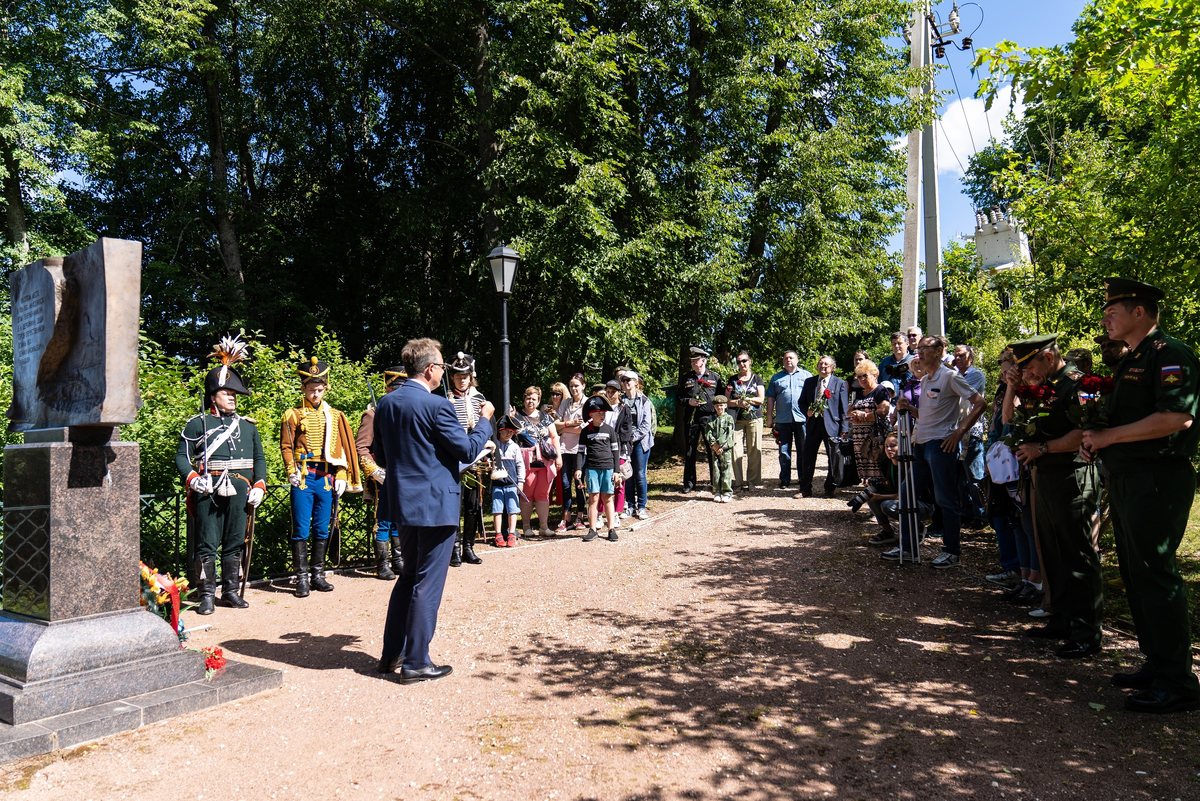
[823,388,831,399]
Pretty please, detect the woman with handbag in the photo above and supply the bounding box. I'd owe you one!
[849,359,892,482]
[515,386,563,538]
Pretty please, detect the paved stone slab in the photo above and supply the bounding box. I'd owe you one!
[210,660,283,704]
[124,681,218,726]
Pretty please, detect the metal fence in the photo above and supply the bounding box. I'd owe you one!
[0,486,377,593]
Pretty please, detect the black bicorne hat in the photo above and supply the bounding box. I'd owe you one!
[205,335,251,398]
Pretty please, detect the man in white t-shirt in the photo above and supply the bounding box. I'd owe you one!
[891,335,987,569]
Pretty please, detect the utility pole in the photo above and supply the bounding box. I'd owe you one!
[901,1,971,337]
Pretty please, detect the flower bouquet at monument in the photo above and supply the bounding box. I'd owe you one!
[808,387,832,418]
[1003,384,1056,448]
[1067,374,1116,431]
[140,561,190,641]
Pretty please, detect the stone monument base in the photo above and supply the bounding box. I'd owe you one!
[0,608,206,725]
[0,659,281,764]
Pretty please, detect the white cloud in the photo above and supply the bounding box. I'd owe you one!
[934,84,1024,176]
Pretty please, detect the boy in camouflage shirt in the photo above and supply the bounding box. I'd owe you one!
[704,396,736,502]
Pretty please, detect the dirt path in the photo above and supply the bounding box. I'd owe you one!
[3,446,1198,799]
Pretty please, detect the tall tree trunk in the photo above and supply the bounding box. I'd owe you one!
[200,17,246,299]
[0,110,28,261]
[471,2,499,249]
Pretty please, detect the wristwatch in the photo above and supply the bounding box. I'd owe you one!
[1038,442,1049,454]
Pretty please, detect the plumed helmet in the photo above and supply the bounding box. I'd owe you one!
[296,355,331,386]
[204,335,251,398]
[448,352,475,376]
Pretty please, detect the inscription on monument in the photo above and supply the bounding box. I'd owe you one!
[6,239,142,431]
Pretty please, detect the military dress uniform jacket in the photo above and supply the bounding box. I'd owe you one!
[1102,327,1200,473]
[175,412,267,493]
[677,369,722,421]
[281,400,363,491]
[1029,361,1087,467]
[356,404,381,502]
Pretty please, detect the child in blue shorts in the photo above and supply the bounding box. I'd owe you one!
[574,397,620,542]
[490,417,526,548]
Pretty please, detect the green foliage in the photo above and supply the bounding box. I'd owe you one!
[968,0,1200,356]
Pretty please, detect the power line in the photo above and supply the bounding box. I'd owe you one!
[944,53,977,155]
[937,119,967,175]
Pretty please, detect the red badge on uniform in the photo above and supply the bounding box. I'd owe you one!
[1162,365,1182,386]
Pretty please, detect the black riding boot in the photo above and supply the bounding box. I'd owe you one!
[196,557,216,615]
[292,540,310,598]
[218,555,249,608]
[461,528,482,565]
[374,540,396,580]
[449,531,463,567]
[389,535,404,575]
[311,538,335,591]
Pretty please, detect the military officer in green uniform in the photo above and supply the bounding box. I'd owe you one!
[175,337,267,615]
[1081,278,1200,714]
[1008,334,1103,658]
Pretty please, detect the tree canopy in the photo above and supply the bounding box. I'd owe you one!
[1,0,930,406]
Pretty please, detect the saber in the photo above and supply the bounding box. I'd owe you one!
[367,376,378,408]
[328,489,342,567]
[240,503,256,597]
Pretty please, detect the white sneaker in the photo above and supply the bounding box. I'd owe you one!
[714,495,724,504]
[618,511,630,520]
[1028,608,1053,619]
[636,508,648,520]
[726,494,735,502]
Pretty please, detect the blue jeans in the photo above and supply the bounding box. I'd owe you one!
[991,515,1021,572]
[776,421,806,485]
[912,439,962,555]
[959,436,987,522]
[375,518,397,543]
[290,469,333,541]
[625,444,649,510]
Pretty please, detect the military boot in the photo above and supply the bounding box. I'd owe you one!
[196,557,216,615]
[449,532,463,567]
[374,540,396,580]
[218,555,249,608]
[389,535,404,576]
[292,540,310,598]
[311,538,335,592]
[462,529,482,565]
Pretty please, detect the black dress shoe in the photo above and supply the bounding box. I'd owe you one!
[378,656,400,674]
[1023,625,1068,640]
[1056,641,1101,659]
[399,664,453,685]
[1111,668,1155,690]
[1124,689,1200,714]
[681,483,694,494]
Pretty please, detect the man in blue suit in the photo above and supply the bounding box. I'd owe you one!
[798,355,851,497]
[374,338,495,684]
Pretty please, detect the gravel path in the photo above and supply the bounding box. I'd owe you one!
[3,446,1198,799]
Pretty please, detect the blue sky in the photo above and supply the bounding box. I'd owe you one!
[888,0,1090,255]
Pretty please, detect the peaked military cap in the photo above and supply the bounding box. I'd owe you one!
[296,355,330,385]
[1103,277,1165,309]
[448,352,475,376]
[713,395,729,404]
[1008,333,1059,365]
[688,346,709,359]
[205,335,251,397]
[384,364,407,388]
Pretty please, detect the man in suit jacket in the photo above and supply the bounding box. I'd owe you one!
[798,355,851,497]
[375,338,495,684]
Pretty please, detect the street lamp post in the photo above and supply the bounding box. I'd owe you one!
[487,244,520,412]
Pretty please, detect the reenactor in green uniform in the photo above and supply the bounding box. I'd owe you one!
[175,337,267,615]
[1008,334,1103,658]
[1081,278,1200,714]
